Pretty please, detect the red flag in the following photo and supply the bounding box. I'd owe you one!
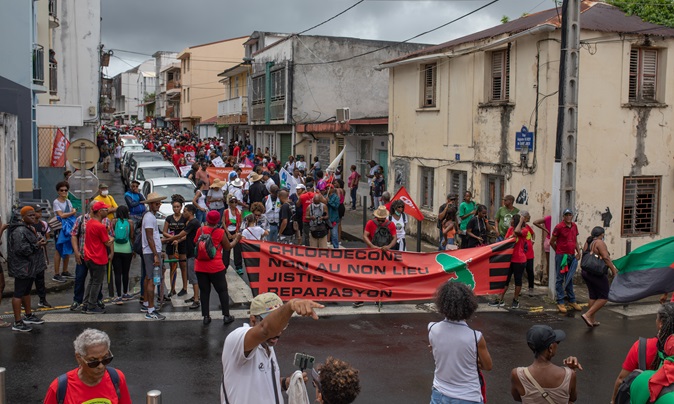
[50,129,69,167]
[391,186,424,221]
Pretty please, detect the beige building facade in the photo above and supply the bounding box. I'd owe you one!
[384,1,674,266]
[178,37,247,131]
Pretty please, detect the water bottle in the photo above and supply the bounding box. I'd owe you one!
[153,266,161,286]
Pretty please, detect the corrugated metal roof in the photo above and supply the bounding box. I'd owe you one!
[383,1,674,65]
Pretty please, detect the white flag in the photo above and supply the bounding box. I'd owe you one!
[326,148,345,174]
[280,167,298,194]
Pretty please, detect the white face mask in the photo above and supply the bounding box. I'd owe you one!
[101,190,109,196]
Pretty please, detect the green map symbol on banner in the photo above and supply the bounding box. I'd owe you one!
[436,253,475,290]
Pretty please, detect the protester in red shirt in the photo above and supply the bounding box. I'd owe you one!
[363,206,397,250]
[171,149,183,168]
[549,209,581,314]
[44,328,132,404]
[521,211,536,293]
[299,182,325,247]
[490,214,530,309]
[232,141,240,159]
[82,202,114,314]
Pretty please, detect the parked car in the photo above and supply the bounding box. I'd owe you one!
[119,134,139,145]
[131,160,179,191]
[141,177,196,229]
[121,143,144,156]
[122,151,164,189]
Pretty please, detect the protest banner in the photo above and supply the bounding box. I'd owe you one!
[211,156,225,167]
[240,239,514,301]
[184,151,195,164]
[51,129,69,167]
[207,167,253,184]
[179,165,191,177]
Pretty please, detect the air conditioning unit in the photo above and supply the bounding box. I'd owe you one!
[336,108,350,123]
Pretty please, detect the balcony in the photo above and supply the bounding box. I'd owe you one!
[33,45,44,85]
[49,62,57,95]
[166,80,181,91]
[218,96,247,117]
[48,0,60,27]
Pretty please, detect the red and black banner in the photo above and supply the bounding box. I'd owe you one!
[240,239,515,301]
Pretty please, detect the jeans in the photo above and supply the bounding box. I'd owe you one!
[555,253,578,304]
[195,210,206,224]
[268,224,279,242]
[74,262,102,304]
[350,187,358,209]
[438,229,445,251]
[430,388,482,404]
[196,270,230,318]
[84,261,106,308]
[330,224,339,248]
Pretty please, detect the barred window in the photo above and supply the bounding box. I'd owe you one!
[420,167,435,209]
[622,176,660,236]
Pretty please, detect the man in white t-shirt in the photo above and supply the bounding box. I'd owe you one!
[114,142,122,172]
[141,192,166,321]
[221,293,323,404]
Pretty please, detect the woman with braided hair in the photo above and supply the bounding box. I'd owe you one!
[612,303,674,402]
[162,194,188,298]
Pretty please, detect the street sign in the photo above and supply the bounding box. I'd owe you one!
[515,126,535,152]
[66,139,99,171]
[68,170,99,200]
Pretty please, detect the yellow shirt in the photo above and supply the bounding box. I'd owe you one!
[93,194,118,220]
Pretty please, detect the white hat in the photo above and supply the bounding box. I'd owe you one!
[296,184,306,190]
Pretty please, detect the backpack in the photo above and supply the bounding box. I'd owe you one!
[615,337,648,404]
[309,204,328,239]
[132,211,151,255]
[114,219,130,244]
[56,366,120,404]
[196,225,217,261]
[372,220,393,247]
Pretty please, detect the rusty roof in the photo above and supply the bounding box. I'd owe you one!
[383,1,674,65]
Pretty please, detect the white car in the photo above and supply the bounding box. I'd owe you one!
[119,134,139,145]
[121,143,144,156]
[131,161,179,191]
[141,177,196,229]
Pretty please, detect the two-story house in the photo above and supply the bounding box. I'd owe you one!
[381,1,674,262]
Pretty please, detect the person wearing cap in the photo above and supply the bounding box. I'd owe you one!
[124,179,146,221]
[93,184,118,221]
[550,209,582,314]
[208,179,226,217]
[82,202,114,315]
[220,293,324,404]
[429,282,492,403]
[227,178,247,212]
[141,192,168,320]
[7,206,48,332]
[511,325,582,403]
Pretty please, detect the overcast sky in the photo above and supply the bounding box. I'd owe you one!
[102,0,555,76]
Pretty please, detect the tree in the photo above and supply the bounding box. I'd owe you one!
[501,15,510,24]
[607,0,674,28]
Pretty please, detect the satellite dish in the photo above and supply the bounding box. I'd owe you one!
[66,139,100,171]
[68,170,99,200]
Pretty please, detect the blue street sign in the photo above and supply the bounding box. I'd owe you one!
[455,153,460,161]
[515,125,534,151]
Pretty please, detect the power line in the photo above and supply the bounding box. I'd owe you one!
[295,0,502,66]
[298,0,365,35]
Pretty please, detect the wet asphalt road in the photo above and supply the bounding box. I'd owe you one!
[0,306,657,403]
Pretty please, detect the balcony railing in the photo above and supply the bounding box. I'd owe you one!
[49,62,57,95]
[218,96,247,116]
[33,44,44,85]
[166,80,181,91]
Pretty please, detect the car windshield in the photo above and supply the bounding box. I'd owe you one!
[134,154,163,163]
[137,167,177,181]
[154,184,195,201]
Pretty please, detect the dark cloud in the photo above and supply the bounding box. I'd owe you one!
[102,0,552,75]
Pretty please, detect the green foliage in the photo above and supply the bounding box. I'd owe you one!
[501,15,510,24]
[607,0,674,28]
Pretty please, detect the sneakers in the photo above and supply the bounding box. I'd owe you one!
[189,301,201,310]
[185,297,195,304]
[203,316,212,325]
[569,302,583,311]
[97,301,106,310]
[511,299,520,309]
[177,289,188,297]
[85,307,106,314]
[122,294,133,301]
[23,314,45,324]
[352,301,364,308]
[488,299,505,307]
[12,321,32,332]
[112,297,123,305]
[61,271,75,279]
[557,304,568,314]
[235,268,244,276]
[69,302,81,311]
[38,300,53,308]
[140,305,149,313]
[145,311,166,320]
[52,274,66,283]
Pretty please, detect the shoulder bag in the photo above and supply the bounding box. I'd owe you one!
[522,367,556,404]
[580,240,608,276]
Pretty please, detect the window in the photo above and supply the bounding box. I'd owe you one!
[490,49,510,101]
[448,170,467,198]
[622,176,660,236]
[234,76,239,98]
[420,167,435,209]
[629,48,658,103]
[421,63,436,107]
[483,174,505,219]
[251,75,265,105]
[271,68,286,101]
[186,88,190,102]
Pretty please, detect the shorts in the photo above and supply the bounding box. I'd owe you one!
[166,242,186,256]
[581,269,609,300]
[505,262,526,287]
[14,277,35,298]
[103,155,111,164]
[544,238,551,253]
[186,257,198,285]
[142,254,163,280]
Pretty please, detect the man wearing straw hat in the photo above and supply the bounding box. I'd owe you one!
[141,192,167,320]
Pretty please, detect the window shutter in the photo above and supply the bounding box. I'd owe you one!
[629,49,639,101]
[641,49,657,101]
[492,52,503,100]
[424,64,436,107]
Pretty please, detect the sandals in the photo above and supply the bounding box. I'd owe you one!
[0,320,10,328]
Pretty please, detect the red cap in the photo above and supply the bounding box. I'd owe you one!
[92,201,109,212]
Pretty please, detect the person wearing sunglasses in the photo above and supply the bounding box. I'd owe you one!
[44,328,131,403]
[310,357,361,404]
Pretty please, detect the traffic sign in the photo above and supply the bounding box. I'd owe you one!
[515,126,534,152]
[66,139,99,171]
[68,170,99,200]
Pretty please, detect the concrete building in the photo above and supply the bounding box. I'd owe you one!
[247,33,429,187]
[177,37,247,132]
[137,70,156,123]
[381,1,674,264]
[153,51,178,128]
[111,59,154,125]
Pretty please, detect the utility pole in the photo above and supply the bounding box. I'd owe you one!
[550,0,580,299]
